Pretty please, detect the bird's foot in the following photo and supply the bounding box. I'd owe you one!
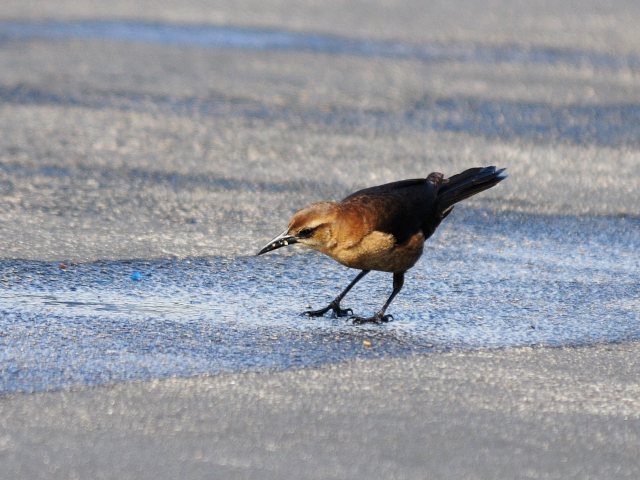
[303,300,353,318]
[351,313,393,324]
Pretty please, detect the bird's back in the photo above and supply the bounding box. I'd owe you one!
[338,167,506,244]
[339,173,444,245]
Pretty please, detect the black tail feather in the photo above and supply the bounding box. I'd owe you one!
[436,166,506,215]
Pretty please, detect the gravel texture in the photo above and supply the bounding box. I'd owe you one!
[0,1,639,478]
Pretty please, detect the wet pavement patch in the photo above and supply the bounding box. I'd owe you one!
[0,211,639,393]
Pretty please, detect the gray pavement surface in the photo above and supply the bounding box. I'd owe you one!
[0,0,639,478]
[3,344,640,479]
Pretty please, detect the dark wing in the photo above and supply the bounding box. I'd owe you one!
[340,174,443,244]
[340,178,429,202]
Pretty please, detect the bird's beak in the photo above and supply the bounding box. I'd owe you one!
[257,229,298,255]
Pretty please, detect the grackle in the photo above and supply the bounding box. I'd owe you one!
[258,166,506,323]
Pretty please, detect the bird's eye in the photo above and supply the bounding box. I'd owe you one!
[298,228,314,238]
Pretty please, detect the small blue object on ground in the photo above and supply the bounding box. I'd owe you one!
[130,272,144,281]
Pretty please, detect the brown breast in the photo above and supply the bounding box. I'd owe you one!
[332,230,425,273]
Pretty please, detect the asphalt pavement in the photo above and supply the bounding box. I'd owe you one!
[0,1,639,479]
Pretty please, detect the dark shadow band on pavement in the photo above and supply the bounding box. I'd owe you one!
[0,161,331,195]
[1,20,640,71]
[2,85,640,148]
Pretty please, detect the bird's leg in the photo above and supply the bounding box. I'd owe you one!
[303,270,370,318]
[352,272,405,324]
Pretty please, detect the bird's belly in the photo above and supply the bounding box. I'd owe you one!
[333,231,425,273]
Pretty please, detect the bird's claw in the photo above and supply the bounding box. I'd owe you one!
[351,313,393,324]
[303,302,353,318]
[302,307,329,317]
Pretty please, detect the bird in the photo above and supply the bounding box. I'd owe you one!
[257,166,506,323]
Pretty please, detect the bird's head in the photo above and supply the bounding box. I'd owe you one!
[257,202,338,256]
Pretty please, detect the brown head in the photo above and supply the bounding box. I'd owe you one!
[257,202,339,256]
